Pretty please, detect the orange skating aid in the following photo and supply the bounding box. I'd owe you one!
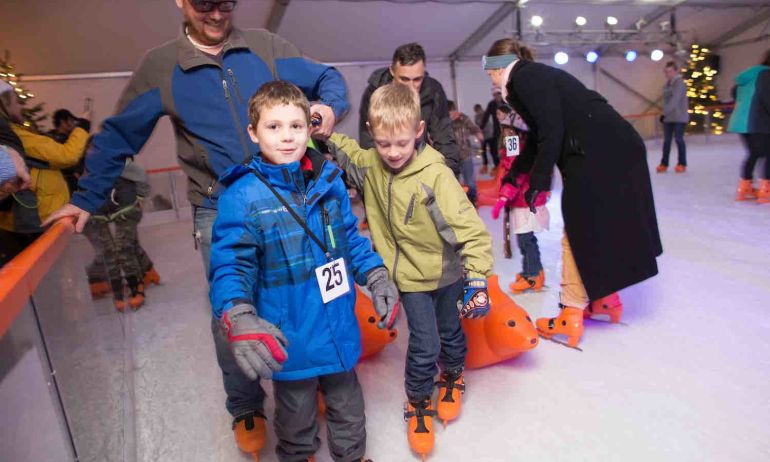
[435,370,464,426]
[462,275,538,369]
[404,400,436,461]
[355,285,398,359]
[233,412,266,461]
[735,179,757,201]
[757,179,770,204]
[509,270,544,293]
[536,306,584,349]
[585,292,623,323]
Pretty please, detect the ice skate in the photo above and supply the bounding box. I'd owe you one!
[656,164,667,173]
[233,412,266,462]
[675,165,686,173]
[126,277,145,310]
[110,279,125,312]
[479,165,488,175]
[509,270,544,294]
[143,266,161,286]
[435,369,464,426]
[757,179,770,204]
[736,179,757,201]
[404,399,435,460]
[536,305,584,350]
[584,293,624,324]
[89,279,111,299]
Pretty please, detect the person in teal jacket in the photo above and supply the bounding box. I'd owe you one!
[210,81,397,462]
[728,49,770,203]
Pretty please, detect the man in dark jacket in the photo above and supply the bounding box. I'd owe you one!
[358,42,460,174]
[49,109,88,194]
[43,0,351,459]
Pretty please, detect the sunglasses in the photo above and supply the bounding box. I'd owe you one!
[189,0,237,13]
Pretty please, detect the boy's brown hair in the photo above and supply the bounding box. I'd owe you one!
[248,81,310,126]
[367,83,421,134]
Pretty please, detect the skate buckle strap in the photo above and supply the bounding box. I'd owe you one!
[404,406,437,433]
[548,318,556,330]
[436,376,465,403]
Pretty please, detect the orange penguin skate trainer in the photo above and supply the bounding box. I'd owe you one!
[509,270,544,293]
[355,285,398,359]
[536,305,584,349]
[233,412,266,462]
[584,292,623,323]
[435,369,464,426]
[404,399,436,461]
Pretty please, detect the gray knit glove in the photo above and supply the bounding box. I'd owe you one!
[366,267,400,329]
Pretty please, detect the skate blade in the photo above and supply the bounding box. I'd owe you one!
[539,334,583,352]
[585,316,628,326]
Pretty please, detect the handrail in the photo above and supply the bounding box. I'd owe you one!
[0,219,75,338]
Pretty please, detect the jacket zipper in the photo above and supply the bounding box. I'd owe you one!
[386,173,401,284]
[221,75,251,164]
[227,68,245,104]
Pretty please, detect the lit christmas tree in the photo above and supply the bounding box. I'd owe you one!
[0,50,47,131]
[683,44,725,135]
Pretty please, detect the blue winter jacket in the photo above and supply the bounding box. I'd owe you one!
[728,65,770,134]
[71,28,349,213]
[209,149,383,381]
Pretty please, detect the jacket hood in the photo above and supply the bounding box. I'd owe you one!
[218,148,328,187]
[736,65,770,86]
[395,143,446,177]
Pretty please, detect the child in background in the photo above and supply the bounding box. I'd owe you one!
[83,159,152,310]
[491,106,550,293]
[325,83,493,459]
[448,100,483,205]
[209,81,396,462]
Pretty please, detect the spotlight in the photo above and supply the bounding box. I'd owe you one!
[575,16,587,27]
[650,49,664,62]
[554,52,569,65]
[531,15,543,28]
[586,51,599,63]
[626,50,638,62]
[606,16,618,27]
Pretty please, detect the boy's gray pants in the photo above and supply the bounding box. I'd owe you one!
[274,369,366,462]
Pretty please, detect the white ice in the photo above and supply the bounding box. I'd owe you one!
[29,135,770,461]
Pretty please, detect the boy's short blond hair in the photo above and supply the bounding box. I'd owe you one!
[248,81,311,126]
[368,83,421,134]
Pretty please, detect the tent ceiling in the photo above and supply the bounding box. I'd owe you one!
[0,0,767,75]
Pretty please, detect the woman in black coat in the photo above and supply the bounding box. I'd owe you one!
[483,38,662,347]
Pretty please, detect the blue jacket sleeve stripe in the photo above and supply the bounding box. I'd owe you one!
[71,88,164,213]
[209,185,260,318]
[275,57,350,119]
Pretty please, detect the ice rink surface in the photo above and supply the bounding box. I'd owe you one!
[38,135,770,461]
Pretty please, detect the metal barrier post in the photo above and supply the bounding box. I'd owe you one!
[168,171,180,220]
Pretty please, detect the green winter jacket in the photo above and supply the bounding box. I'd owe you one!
[327,133,493,292]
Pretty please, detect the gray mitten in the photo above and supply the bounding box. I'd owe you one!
[366,267,400,329]
[222,304,288,380]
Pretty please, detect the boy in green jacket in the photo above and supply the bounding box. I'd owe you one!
[325,83,493,459]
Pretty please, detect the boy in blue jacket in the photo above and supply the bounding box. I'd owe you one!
[209,81,398,462]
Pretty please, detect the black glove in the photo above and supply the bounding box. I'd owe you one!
[222,304,289,380]
[524,188,540,214]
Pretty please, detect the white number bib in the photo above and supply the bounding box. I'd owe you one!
[505,135,520,157]
[315,258,351,303]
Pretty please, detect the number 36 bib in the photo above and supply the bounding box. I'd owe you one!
[315,258,351,303]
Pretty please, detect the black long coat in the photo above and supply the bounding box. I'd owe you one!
[503,60,662,299]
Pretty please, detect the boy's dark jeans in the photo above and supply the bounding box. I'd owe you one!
[516,231,543,278]
[661,122,687,167]
[401,278,467,402]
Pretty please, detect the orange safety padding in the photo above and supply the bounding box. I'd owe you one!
[462,274,539,369]
[0,219,74,338]
[355,285,398,360]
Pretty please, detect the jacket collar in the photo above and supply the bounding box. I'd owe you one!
[391,142,445,177]
[177,26,250,71]
[250,148,340,196]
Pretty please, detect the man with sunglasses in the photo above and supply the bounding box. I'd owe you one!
[43,0,350,459]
